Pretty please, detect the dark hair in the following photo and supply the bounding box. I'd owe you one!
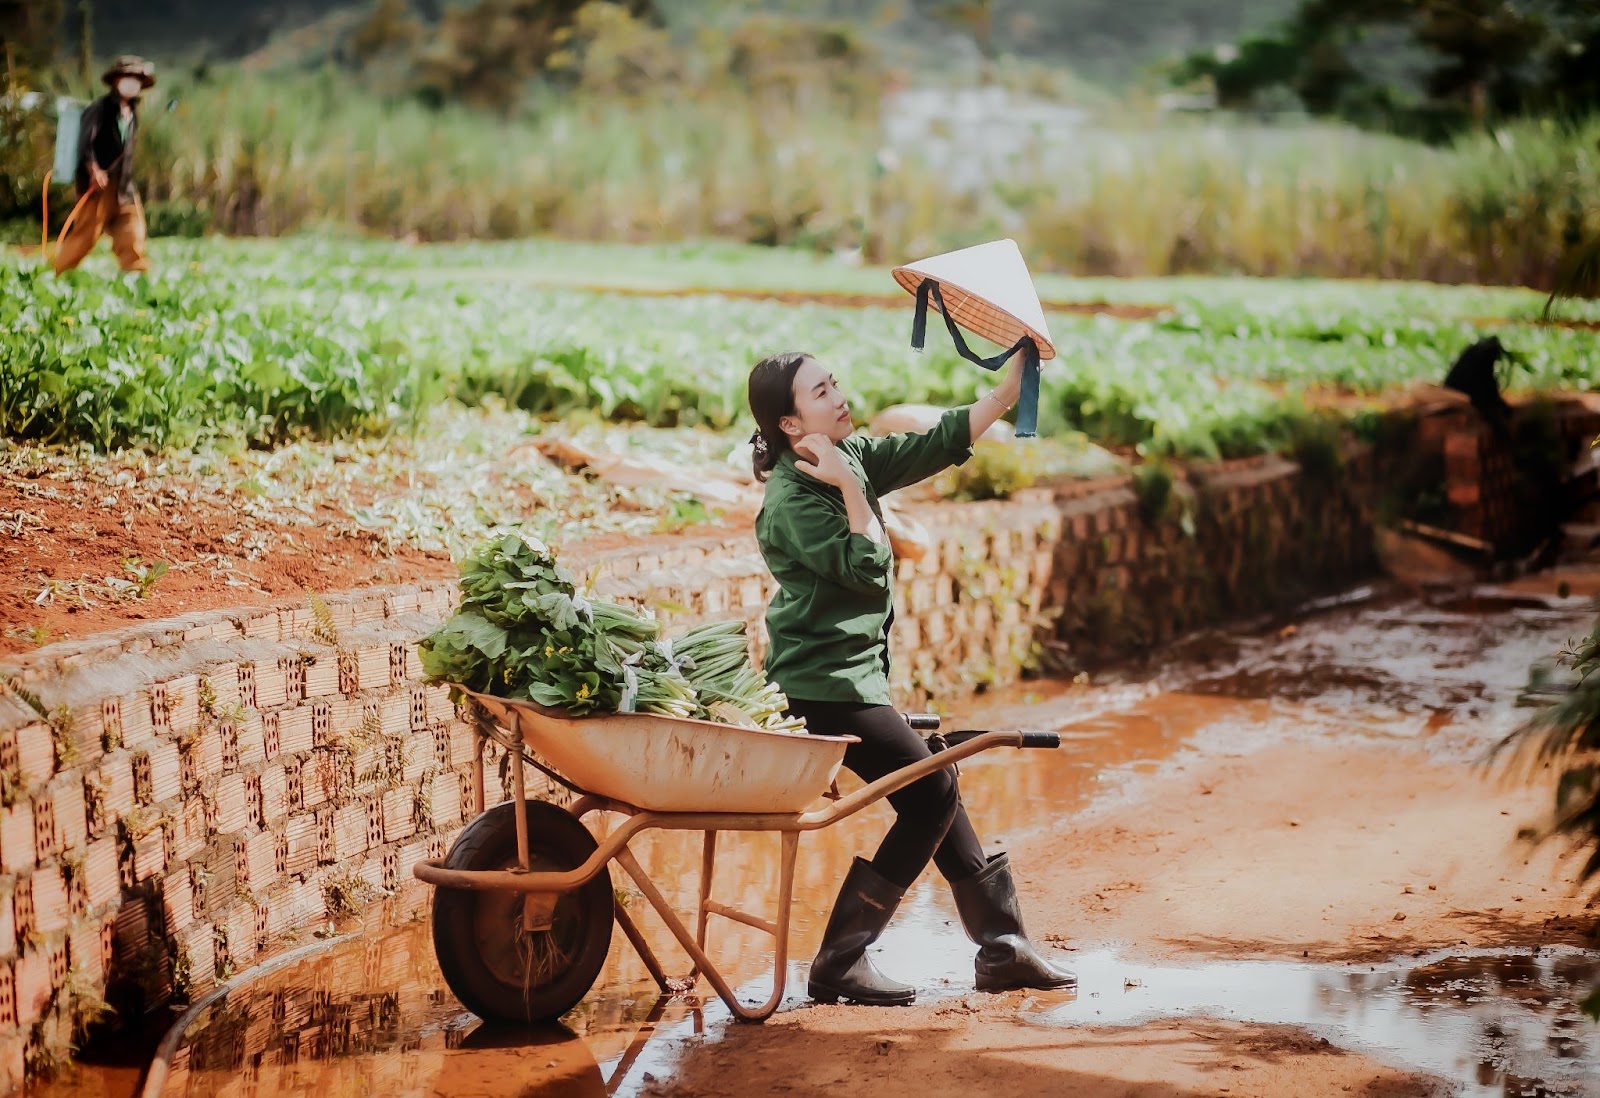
[747,351,811,481]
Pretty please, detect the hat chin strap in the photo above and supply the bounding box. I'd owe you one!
[910,279,1041,438]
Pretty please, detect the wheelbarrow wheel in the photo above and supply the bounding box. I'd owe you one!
[433,799,614,1024]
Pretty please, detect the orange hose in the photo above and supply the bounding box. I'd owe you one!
[39,169,98,261]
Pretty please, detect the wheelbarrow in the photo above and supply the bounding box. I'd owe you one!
[413,687,1061,1024]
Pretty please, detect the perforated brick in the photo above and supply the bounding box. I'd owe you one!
[262,712,280,761]
[46,937,68,987]
[381,788,414,843]
[0,887,13,956]
[14,950,50,1027]
[389,644,408,688]
[284,814,319,877]
[409,688,428,733]
[178,742,200,797]
[119,688,154,749]
[68,920,105,984]
[280,658,307,706]
[240,773,264,831]
[333,804,367,862]
[242,831,278,892]
[147,742,182,804]
[284,758,304,812]
[447,724,478,769]
[11,877,33,944]
[338,652,359,696]
[214,773,249,836]
[2,723,54,793]
[158,675,201,737]
[188,863,208,921]
[48,777,88,853]
[31,793,57,863]
[204,666,242,717]
[253,662,287,710]
[379,694,408,736]
[31,865,69,935]
[82,837,120,911]
[259,765,287,825]
[220,721,240,773]
[0,961,16,1029]
[366,798,384,849]
[0,801,33,874]
[131,832,165,883]
[315,810,336,866]
[428,773,461,831]
[304,657,339,699]
[237,663,258,711]
[277,707,315,758]
[302,754,331,811]
[99,697,125,752]
[311,700,332,750]
[236,711,266,770]
[356,647,391,692]
[169,798,204,862]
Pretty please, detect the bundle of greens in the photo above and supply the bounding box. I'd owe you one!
[419,531,803,732]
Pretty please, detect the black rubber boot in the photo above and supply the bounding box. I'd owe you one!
[951,852,1077,992]
[807,857,917,1006]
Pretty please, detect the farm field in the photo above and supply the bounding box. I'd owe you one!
[3,236,1597,653]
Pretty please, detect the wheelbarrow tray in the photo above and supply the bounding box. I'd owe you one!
[461,688,855,814]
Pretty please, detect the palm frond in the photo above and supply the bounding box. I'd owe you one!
[1544,235,1600,322]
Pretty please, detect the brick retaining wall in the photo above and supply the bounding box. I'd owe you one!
[0,451,1378,1089]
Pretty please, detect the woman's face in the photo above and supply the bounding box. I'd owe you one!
[115,76,143,100]
[781,358,853,445]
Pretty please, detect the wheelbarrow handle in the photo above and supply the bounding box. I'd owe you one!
[904,712,941,731]
[945,730,1061,749]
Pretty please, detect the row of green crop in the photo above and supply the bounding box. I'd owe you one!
[4,239,1597,458]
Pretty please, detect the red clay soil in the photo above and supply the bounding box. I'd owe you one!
[547,283,1167,319]
[557,283,1600,331]
[0,467,456,655]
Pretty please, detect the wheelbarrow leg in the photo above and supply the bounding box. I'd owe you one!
[614,843,769,1022]
[692,831,717,983]
[614,901,672,994]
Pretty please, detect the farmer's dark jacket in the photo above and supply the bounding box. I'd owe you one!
[76,93,140,204]
[756,408,972,707]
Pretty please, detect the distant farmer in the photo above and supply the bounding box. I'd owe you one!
[53,55,156,276]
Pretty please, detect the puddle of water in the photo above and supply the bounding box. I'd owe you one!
[97,586,1600,1098]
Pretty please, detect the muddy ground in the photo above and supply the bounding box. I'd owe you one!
[654,738,1593,1098]
[644,584,1600,1098]
[116,580,1600,1098]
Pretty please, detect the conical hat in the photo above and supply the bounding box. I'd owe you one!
[892,239,1055,361]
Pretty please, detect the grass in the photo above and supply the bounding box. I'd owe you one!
[5,66,1598,291]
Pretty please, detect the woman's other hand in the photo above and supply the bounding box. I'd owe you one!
[794,433,854,488]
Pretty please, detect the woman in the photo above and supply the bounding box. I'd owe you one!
[748,349,1074,1007]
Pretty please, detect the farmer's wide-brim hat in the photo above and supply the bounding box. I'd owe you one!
[102,56,156,90]
[892,238,1053,437]
[892,238,1056,361]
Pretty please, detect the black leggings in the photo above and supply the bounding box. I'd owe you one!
[786,698,987,890]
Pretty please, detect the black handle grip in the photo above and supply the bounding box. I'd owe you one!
[904,713,941,731]
[943,731,1061,749]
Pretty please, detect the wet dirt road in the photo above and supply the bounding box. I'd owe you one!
[79,581,1600,1098]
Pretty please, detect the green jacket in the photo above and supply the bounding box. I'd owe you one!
[756,407,973,705]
